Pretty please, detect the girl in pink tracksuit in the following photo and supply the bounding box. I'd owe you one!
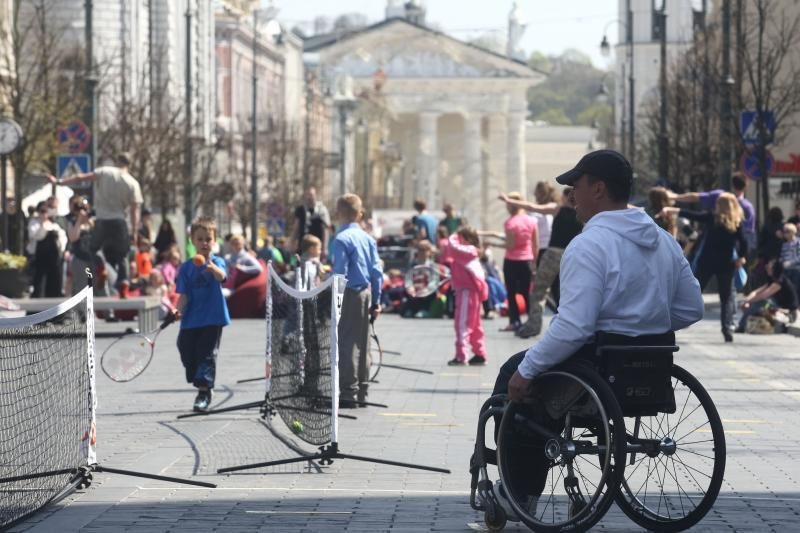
[445,227,489,366]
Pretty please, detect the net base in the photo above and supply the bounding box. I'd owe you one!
[216,441,451,475]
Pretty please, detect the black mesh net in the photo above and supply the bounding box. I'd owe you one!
[268,274,337,446]
[0,297,91,529]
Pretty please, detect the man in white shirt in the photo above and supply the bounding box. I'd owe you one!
[490,150,704,509]
[50,152,142,293]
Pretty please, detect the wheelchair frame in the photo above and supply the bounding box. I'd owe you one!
[470,343,726,532]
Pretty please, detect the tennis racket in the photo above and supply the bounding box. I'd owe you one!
[101,312,177,382]
[403,264,451,299]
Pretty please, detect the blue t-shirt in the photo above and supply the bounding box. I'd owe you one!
[415,213,438,243]
[176,255,231,329]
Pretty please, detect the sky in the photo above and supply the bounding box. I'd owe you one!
[276,0,619,69]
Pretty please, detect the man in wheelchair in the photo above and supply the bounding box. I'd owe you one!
[475,150,705,530]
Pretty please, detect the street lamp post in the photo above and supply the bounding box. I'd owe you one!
[84,0,97,200]
[719,0,734,191]
[249,3,280,250]
[250,15,258,250]
[334,85,358,196]
[657,1,669,184]
[600,3,635,166]
[184,7,194,230]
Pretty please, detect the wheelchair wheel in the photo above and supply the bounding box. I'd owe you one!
[615,364,726,532]
[496,362,626,532]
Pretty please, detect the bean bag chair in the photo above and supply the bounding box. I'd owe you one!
[227,260,268,319]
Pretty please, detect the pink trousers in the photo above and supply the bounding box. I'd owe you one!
[454,288,486,361]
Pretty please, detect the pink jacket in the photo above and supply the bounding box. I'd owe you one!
[446,234,489,301]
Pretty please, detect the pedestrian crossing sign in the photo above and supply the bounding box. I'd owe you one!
[57,153,91,189]
[740,111,775,145]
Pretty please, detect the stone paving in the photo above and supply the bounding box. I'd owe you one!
[9,306,800,532]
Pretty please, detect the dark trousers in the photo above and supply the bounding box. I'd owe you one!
[177,326,222,389]
[696,262,735,332]
[492,351,554,497]
[338,287,371,400]
[503,259,532,326]
[32,259,63,297]
[92,218,130,285]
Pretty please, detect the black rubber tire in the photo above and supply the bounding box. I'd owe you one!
[496,361,626,532]
[485,502,508,532]
[615,364,726,532]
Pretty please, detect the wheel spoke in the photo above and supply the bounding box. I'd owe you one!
[676,447,715,462]
[671,402,704,438]
[671,453,712,490]
[674,419,711,444]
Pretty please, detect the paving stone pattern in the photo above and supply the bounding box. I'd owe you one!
[9,309,800,532]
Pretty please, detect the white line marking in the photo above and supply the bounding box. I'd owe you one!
[137,486,470,495]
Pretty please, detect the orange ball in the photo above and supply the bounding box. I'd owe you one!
[192,254,206,267]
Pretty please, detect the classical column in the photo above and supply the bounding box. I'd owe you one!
[417,112,439,207]
[487,114,508,231]
[507,111,526,194]
[463,113,482,227]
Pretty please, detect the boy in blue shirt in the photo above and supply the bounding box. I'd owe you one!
[176,217,231,412]
[331,194,383,408]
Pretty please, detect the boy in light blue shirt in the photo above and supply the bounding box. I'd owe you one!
[331,194,383,407]
[176,217,231,412]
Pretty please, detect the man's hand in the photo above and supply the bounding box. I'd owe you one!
[47,174,57,184]
[741,301,751,311]
[497,193,509,203]
[508,370,531,403]
[370,303,382,322]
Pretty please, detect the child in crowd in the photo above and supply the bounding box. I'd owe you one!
[330,194,383,408]
[300,234,327,288]
[136,237,153,278]
[447,226,489,366]
[780,223,800,268]
[145,269,174,319]
[223,235,263,296]
[176,217,230,412]
[158,244,181,290]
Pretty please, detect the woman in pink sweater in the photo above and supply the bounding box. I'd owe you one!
[446,226,489,366]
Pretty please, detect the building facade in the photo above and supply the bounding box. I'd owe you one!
[613,0,697,164]
[304,3,544,230]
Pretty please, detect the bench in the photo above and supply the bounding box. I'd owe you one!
[13,296,161,334]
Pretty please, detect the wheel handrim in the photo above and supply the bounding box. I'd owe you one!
[497,371,617,529]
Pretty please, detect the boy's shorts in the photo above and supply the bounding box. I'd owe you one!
[177,326,222,389]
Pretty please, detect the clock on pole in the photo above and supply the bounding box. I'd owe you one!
[0,117,24,252]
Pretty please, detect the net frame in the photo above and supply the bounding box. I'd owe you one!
[265,263,344,445]
[0,285,96,528]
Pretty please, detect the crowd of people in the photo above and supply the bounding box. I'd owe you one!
[12,148,799,411]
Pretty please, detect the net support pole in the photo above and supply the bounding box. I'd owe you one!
[217,442,450,475]
[92,466,216,488]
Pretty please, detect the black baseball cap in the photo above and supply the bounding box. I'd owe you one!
[555,149,633,186]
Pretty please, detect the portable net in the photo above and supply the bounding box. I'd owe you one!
[265,263,344,446]
[0,286,97,529]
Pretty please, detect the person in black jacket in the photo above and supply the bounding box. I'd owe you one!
[736,259,798,332]
[661,192,747,342]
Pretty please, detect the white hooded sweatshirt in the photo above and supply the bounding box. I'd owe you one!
[518,208,704,379]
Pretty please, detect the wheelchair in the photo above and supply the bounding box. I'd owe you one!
[470,334,726,532]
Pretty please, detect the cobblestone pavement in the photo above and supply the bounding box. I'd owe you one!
[10,308,800,532]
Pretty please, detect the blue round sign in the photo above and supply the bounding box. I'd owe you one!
[739,149,774,181]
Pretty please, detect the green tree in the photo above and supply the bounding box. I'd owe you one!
[526,50,613,128]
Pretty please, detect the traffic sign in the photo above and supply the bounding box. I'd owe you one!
[56,120,91,154]
[740,110,775,145]
[739,149,774,181]
[57,153,91,189]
